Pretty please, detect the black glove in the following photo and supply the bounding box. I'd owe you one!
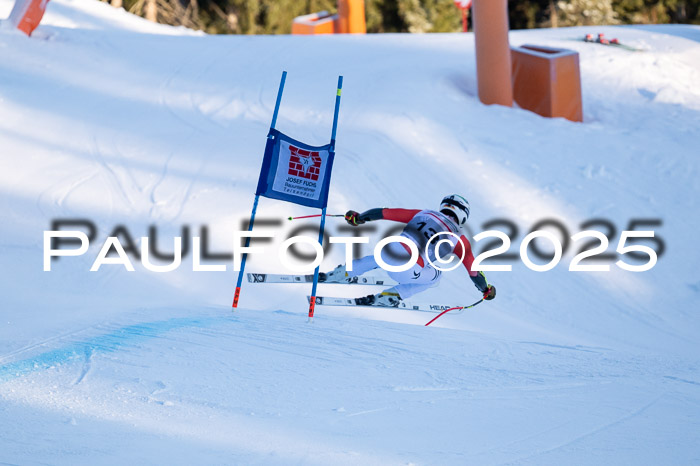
[345,210,365,226]
[483,285,496,301]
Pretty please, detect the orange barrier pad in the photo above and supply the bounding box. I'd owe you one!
[292,0,365,35]
[292,11,336,35]
[472,0,513,107]
[9,0,50,36]
[511,44,583,122]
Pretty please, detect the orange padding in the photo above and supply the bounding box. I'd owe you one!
[472,0,513,107]
[511,44,583,122]
[292,0,365,35]
[336,0,366,34]
[8,0,49,36]
[292,11,336,35]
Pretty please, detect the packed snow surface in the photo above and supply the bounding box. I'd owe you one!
[1,0,699,463]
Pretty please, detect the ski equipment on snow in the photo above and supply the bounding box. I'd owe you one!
[424,298,484,326]
[355,291,402,307]
[247,273,396,286]
[580,33,642,52]
[287,214,344,221]
[309,295,465,313]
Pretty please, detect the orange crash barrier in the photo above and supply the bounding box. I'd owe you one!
[292,11,336,35]
[292,0,366,35]
[511,44,583,122]
[472,0,513,107]
[8,0,49,36]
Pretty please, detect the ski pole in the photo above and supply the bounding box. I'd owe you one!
[287,214,344,221]
[424,299,484,327]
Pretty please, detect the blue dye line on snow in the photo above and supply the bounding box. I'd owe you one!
[0,316,228,383]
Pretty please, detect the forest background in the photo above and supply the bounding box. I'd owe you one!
[107,0,700,36]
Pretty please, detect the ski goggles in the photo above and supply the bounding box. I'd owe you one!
[441,198,470,218]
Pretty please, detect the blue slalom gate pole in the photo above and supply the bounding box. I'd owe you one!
[232,195,259,308]
[270,71,287,129]
[233,71,287,309]
[330,76,343,144]
[308,76,343,320]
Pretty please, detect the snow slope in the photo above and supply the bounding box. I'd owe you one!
[1,0,699,463]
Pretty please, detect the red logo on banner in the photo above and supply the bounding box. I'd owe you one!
[288,145,322,181]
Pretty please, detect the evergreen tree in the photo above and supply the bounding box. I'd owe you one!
[114,0,700,34]
[557,0,619,25]
[364,0,404,32]
[223,0,261,34]
[423,0,462,32]
[508,0,552,29]
[397,0,431,32]
[610,0,694,23]
[667,0,700,23]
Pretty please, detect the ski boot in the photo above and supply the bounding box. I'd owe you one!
[318,264,349,283]
[355,291,402,307]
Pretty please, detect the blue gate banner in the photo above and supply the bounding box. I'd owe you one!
[255,128,336,209]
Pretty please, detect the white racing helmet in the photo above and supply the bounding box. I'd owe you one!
[439,194,470,226]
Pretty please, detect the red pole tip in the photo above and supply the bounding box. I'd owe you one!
[308,296,316,318]
[232,287,241,308]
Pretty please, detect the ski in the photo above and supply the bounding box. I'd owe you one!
[576,33,643,52]
[309,296,462,314]
[247,273,397,286]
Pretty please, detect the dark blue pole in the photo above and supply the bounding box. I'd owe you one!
[308,76,343,320]
[270,71,287,130]
[307,207,327,320]
[330,76,343,145]
[232,194,259,308]
[233,71,287,309]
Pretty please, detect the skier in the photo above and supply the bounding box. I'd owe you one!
[319,194,497,307]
